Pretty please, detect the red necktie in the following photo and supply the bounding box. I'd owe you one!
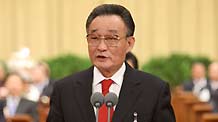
[99,79,114,122]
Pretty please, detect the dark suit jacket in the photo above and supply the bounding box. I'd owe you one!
[183,79,210,92]
[211,91,218,113]
[0,99,6,122]
[41,79,56,97]
[16,98,38,122]
[47,63,175,122]
[183,80,194,91]
[205,81,218,112]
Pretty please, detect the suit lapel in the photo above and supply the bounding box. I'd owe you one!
[74,64,142,122]
[16,98,26,114]
[112,64,142,122]
[74,67,96,122]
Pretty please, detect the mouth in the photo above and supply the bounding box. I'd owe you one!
[96,55,108,61]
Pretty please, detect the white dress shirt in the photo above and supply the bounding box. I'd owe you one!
[210,81,218,91]
[193,78,207,95]
[92,63,126,97]
[92,63,126,112]
[4,96,20,117]
[192,78,210,102]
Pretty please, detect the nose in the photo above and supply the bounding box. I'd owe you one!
[97,39,108,51]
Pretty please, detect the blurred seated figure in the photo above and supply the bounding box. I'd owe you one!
[0,62,7,87]
[27,61,54,102]
[3,72,38,122]
[182,62,210,102]
[0,85,8,102]
[125,52,138,69]
[0,78,7,122]
[207,62,218,112]
[0,63,7,122]
[0,63,8,100]
[31,61,54,97]
[0,99,6,122]
[19,68,41,102]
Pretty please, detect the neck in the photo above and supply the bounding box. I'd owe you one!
[98,64,123,78]
[99,69,117,78]
[35,78,48,84]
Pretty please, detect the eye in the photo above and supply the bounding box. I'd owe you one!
[105,36,119,41]
[90,36,98,40]
[107,37,115,40]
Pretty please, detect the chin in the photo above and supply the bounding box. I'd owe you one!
[94,62,113,70]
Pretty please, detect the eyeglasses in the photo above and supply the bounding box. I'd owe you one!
[86,34,127,47]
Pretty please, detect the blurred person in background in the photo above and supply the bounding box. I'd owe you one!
[30,61,54,102]
[0,63,7,97]
[3,72,38,122]
[207,62,218,112]
[17,68,40,102]
[0,66,6,122]
[0,99,6,122]
[183,62,209,96]
[0,63,7,87]
[125,52,138,69]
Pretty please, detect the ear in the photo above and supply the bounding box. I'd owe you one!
[126,36,135,53]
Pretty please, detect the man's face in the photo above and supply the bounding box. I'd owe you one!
[191,64,206,80]
[0,66,5,81]
[209,64,218,81]
[5,75,24,97]
[30,66,46,83]
[87,15,134,76]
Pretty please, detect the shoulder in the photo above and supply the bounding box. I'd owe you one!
[182,80,194,90]
[53,66,93,90]
[124,66,169,96]
[132,68,168,87]
[126,68,171,103]
[20,98,37,106]
[0,99,6,109]
[183,80,193,85]
[125,63,168,88]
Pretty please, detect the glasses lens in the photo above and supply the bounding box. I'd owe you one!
[87,34,124,47]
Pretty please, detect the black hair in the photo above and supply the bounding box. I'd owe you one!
[86,4,135,37]
[126,52,138,69]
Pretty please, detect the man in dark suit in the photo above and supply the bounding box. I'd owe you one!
[4,73,38,122]
[0,99,6,122]
[15,98,38,122]
[182,62,212,102]
[47,4,175,122]
[29,61,55,100]
[183,62,209,96]
[207,62,218,112]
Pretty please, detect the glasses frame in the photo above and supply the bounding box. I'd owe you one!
[86,34,128,47]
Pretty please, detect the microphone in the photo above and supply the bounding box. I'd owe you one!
[104,92,118,122]
[90,92,104,122]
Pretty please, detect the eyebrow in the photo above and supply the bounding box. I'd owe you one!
[89,29,98,33]
[89,29,119,35]
[108,30,118,33]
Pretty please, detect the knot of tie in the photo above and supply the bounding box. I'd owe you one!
[101,79,113,96]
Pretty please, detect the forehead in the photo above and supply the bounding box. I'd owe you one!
[88,15,127,34]
[209,64,218,70]
[6,75,23,84]
[192,64,204,69]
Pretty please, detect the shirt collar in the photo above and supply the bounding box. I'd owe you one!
[93,62,126,87]
[211,81,218,90]
[7,96,21,104]
[193,78,207,84]
[34,79,49,91]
